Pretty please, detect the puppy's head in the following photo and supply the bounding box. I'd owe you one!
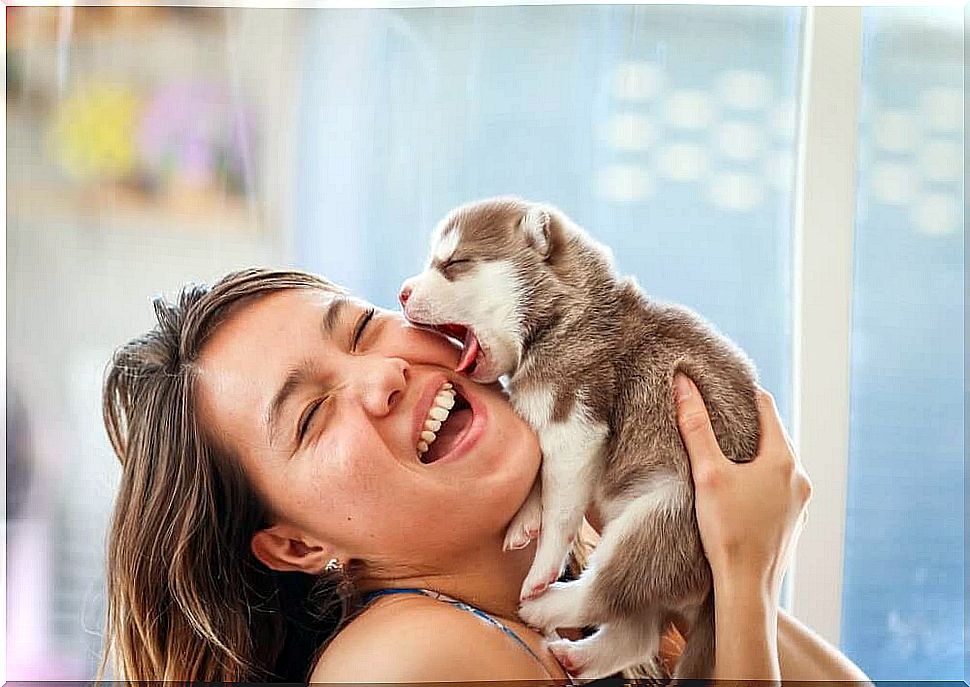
[400,196,571,383]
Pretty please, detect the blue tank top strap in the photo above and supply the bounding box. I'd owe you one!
[363,587,546,666]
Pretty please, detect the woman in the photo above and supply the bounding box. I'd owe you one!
[99,267,868,682]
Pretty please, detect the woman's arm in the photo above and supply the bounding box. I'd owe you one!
[664,605,872,683]
[707,579,780,680]
[673,373,806,679]
[777,608,871,681]
[672,373,872,682]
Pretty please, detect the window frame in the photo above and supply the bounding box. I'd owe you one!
[786,6,863,648]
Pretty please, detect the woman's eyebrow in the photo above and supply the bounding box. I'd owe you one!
[265,362,313,448]
[265,297,350,447]
[322,296,351,335]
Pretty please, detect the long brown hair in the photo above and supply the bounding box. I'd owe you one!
[99,268,351,681]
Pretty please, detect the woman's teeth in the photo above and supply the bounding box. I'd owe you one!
[417,382,455,456]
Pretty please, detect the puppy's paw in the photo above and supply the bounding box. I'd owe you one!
[547,639,585,677]
[548,638,607,680]
[548,635,632,681]
[520,565,563,601]
[503,485,542,551]
[503,516,540,551]
[503,526,539,551]
[518,581,589,631]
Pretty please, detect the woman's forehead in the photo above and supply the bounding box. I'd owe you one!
[195,289,346,419]
[210,288,338,348]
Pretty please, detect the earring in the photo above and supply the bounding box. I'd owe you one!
[325,558,342,572]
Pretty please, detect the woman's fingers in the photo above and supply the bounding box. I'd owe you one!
[754,387,814,509]
[673,373,724,471]
[754,388,796,460]
[673,375,814,603]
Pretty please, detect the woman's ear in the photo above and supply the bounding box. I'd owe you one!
[251,523,334,574]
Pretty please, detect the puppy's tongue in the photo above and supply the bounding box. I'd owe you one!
[455,329,480,373]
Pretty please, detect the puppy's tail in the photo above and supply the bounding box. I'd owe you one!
[672,591,716,681]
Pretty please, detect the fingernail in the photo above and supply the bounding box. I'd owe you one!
[674,374,692,402]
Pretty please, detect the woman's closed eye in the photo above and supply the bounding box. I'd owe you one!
[298,397,327,442]
[297,307,375,443]
[352,307,376,350]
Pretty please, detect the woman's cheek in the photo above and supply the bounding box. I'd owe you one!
[391,323,462,367]
[497,402,541,457]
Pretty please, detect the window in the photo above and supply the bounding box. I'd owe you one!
[841,7,964,680]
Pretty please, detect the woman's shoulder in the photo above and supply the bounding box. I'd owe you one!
[308,593,556,682]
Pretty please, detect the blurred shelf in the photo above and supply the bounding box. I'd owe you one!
[6,7,233,109]
[8,180,261,236]
[6,6,225,52]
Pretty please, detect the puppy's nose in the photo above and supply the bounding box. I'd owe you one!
[399,285,412,307]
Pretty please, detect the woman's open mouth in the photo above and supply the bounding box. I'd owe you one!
[415,381,474,464]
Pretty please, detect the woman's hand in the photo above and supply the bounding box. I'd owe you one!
[673,373,812,604]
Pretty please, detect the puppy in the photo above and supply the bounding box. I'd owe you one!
[399,197,761,680]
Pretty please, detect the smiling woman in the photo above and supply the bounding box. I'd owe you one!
[99,267,553,680]
[195,284,541,586]
[99,266,867,683]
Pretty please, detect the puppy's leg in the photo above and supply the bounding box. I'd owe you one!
[672,593,715,679]
[519,484,673,631]
[521,412,606,601]
[520,481,689,632]
[545,474,708,676]
[504,478,542,551]
[547,614,665,681]
[585,473,709,615]
[673,358,760,464]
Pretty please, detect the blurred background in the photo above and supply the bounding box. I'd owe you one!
[5,4,964,681]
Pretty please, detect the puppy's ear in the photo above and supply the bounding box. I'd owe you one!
[519,206,554,259]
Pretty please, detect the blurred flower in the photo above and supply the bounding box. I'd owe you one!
[48,82,140,180]
[136,80,254,194]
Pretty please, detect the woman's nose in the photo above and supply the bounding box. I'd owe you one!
[360,358,408,416]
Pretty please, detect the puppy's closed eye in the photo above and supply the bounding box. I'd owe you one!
[438,257,475,279]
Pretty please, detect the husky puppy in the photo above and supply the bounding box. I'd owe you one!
[399,197,761,679]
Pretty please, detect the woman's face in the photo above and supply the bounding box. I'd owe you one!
[196,287,541,575]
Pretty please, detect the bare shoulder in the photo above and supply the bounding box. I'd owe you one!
[309,594,555,683]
